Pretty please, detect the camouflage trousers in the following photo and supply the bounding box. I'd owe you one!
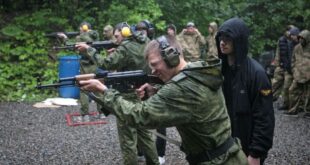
[184,52,201,62]
[288,80,310,113]
[80,91,102,115]
[80,63,102,115]
[272,67,293,106]
[117,94,159,165]
[117,119,159,165]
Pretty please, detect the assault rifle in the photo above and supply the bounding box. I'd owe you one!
[45,32,80,38]
[52,41,118,51]
[36,70,163,92]
[36,70,163,116]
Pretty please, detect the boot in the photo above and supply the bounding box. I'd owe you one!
[303,113,310,119]
[278,105,288,111]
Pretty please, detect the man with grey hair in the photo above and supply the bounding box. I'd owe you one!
[78,35,248,165]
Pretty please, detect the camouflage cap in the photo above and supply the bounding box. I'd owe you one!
[186,22,195,27]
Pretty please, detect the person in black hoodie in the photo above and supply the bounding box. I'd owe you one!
[215,18,275,165]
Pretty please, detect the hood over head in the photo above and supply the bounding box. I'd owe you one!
[298,29,310,48]
[181,59,223,91]
[209,22,218,32]
[215,17,250,69]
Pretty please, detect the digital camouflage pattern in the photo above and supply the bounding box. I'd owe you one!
[205,23,218,59]
[99,60,247,165]
[86,35,159,165]
[74,30,100,115]
[177,31,206,62]
[86,38,149,72]
[291,30,310,83]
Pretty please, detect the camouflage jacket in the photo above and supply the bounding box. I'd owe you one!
[75,30,99,71]
[291,30,310,83]
[98,60,247,164]
[177,32,206,62]
[76,30,99,42]
[86,36,149,72]
[206,33,218,59]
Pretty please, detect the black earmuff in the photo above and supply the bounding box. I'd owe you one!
[142,20,155,39]
[156,36,180,68]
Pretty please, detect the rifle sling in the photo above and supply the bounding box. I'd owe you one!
[150,130,181,147]
[83,91,182,147]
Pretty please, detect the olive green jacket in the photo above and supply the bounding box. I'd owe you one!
[98,60,247,164]
[74,30,99,73]
[85,37,149,72]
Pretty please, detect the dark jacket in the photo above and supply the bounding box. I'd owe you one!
[278,36,292,71]
[215,18,275,159]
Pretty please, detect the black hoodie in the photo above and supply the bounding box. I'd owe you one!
[215,18,275,160]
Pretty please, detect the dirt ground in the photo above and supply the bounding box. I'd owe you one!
[0,101,309,165]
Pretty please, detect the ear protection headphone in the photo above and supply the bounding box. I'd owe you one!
[136,20,155,39]
[116,22,132,37]
[144,20,155,39]
[142,20,155,32]
[156,36,180,68]
[80,22,91,32]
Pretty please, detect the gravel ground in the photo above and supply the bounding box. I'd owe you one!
[0,101,309,165]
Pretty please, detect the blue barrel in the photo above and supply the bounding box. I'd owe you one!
[58,55,81,98]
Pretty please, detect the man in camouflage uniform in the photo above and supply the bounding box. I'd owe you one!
[77,22,159,165]
[205,21,218,60]
[166,23,177,38]
[272,26,299,110]
[177,22,206,62]
[286,30,310,117]
[102,24,116,42]
[79,36,248,165]
[58,21,102,121]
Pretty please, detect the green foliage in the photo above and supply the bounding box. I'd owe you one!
[0,0,309,101]
[156,0,309,56]
[0,9,61,102]
[97,0,164,33]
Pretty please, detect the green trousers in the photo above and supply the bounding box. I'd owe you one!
[272,67,293,106]
[288,80,310,113]
[79,63,102,115]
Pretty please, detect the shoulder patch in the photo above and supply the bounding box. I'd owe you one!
[260,89,272,96]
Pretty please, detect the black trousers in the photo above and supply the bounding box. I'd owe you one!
[156,127,167,157]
